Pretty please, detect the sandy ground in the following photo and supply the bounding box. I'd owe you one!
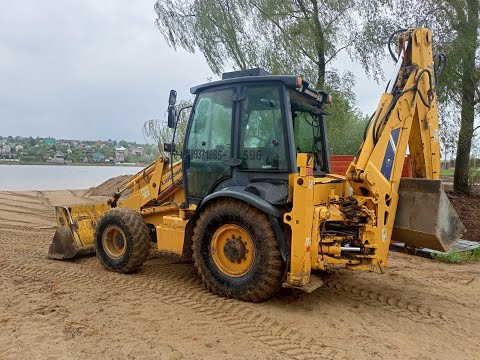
[0,190,479,360]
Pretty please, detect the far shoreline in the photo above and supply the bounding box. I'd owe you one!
[0,161,146,167]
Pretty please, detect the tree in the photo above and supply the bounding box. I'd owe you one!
[394,0,479,193]
[143,100,192,156]
[155,0,391,89]
[326,97,368,155]
[154,0,386,155]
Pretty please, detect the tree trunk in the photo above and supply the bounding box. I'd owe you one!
[317,54,325,89]
[453,0,479,194]
[310,0,325,89]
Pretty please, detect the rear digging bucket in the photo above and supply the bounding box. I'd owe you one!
[393,179,465,252]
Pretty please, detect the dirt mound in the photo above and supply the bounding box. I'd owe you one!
[446,190,480,241]
[85,175,132,197]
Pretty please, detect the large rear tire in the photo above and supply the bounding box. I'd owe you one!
[94,207,150,273]
[192,199,284,302]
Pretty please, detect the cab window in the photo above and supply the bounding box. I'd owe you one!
[185,88,233,199]
[290,91,329,172]
[239,86,288,170]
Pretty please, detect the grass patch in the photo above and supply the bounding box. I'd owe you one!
[432,248,480,263]
[441,168,455,176]
[440,168,480,178]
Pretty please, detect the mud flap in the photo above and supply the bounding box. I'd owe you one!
[48,204,110,259]
[392,179,465,252]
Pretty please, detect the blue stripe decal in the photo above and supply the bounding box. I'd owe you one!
[380,128,400,180]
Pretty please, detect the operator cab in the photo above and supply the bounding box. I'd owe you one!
[171,68,331,206]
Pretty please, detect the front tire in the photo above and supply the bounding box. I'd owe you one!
[192,199,284,302]
[94,207,150,273]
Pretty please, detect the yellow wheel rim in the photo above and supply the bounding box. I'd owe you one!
[210,224,255,277]
[102,225,127,259]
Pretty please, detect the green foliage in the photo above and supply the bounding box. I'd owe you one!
[155,0,393,87]
[441,168,455,176]
[325,91,368,155]
[154,0,395,155]
[431,248,480,263]
[431,249,463,263]
[143,100,192,156]
[393,0,479,193]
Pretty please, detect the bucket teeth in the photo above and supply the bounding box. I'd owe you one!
[48,226,84,259]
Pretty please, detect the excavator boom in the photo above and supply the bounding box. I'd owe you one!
[283,28,464,288]
[347,28,464,252]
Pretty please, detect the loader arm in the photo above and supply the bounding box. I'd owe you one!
[48,158,185,259]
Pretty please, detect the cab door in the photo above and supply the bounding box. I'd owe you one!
[183,87,235,202]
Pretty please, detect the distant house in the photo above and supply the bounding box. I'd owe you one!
[1,145,12,155]
[14,144,23,152]
[0,145,16,160]
[132,146,144,156]
[46,150,65,164]
[115,146,126,162]
[92,152,105,162]
[44,138,55,145]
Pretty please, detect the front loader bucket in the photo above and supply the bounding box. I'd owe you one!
[392,179,465,252]
[48,204,111,260]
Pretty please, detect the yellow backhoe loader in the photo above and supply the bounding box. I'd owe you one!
[49,28,464,302]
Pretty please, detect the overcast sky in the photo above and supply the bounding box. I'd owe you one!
[0,0,384,144]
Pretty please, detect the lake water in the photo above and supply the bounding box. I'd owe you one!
[0,165,144,191]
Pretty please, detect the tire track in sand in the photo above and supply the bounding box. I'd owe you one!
[1,226,466,341]
[1,225,340,358]
[0,245,345,360]
[36,191,52,207]
[0,204,55,222]
[66,189,100,204]
[321,278,466,329]
[0,200,51,214]
[0,229,54,259]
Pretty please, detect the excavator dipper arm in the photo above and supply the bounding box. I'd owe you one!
[284,28,464,290]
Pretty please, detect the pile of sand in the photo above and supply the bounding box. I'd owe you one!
[85,175,132,197]
[446,190,480,241]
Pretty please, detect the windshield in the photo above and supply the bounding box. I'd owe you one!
[290,91,329,172]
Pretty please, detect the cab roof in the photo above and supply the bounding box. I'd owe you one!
[190,75,298,94]
[190,68,330,105]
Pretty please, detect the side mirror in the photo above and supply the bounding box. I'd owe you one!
[167,89,177,129]
[167,106,176,129]
[168,89,177,106]
[163,142,176,153]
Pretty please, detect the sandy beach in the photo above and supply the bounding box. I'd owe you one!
[1,189,479,359]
